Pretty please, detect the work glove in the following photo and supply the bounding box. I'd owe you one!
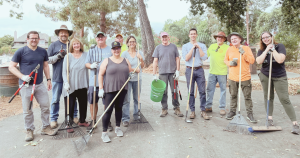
[90,62,98,69]
[238,46,245,55]
[230,61,237,67]
[153,75,158,81]
[21,75,31,82]
[174,70,180,81]
[98,89,104,98]
[129,72,135,79]
[57,50,67,59]
[63,82,70,92]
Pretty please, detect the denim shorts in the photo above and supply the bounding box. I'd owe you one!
[88,86,105,105]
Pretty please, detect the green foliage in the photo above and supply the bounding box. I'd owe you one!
[275,32,300,62]
[1,0,24,19]
[0,35,14,48]
[280,0,300,29]
[0,46,16,55]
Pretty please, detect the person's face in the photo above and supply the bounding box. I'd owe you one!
[230,35,241,46]
[96,34,106,45]
[189,30,198,41]
[27,34,40,47]
[261,33,272,45]
[111,47,121,56]
[73,41,81,51]
[160,35,169,44]
[115,35,123,44]
[59,30,69,42]
[127,37,136,49]
[216,36,226,45]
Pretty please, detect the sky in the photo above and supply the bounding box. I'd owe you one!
[0,0,191,39]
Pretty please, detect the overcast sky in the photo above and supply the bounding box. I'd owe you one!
[0,0,191,39]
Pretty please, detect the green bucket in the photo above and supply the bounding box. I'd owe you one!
[150,80,166,102]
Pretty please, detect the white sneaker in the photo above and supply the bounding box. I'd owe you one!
[101,132,111,143]
[115,127,123,137]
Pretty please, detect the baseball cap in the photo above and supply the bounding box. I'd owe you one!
[160,32,169,37]
[95,31,106,37]
[111,41,121,49]
[115,34,123,38]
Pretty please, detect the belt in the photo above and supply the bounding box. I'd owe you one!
[186,66,202,70]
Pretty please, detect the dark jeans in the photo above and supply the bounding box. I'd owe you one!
[259,73,296,121]
[102,90,127,132]
[64,88,88,123]
[185,68,206,111]
[228,79,253,114]
[159,73,180,110]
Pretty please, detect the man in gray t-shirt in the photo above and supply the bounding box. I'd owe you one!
[152,32,183,117]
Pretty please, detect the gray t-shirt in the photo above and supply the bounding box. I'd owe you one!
[152,43,179,74]
[121,50,145,81]
[85,45,112,87]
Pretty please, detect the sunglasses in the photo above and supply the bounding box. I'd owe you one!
[215,46,220,52]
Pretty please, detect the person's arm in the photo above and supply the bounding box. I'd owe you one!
[224,50,230,67]
[85,50,93,69]
[242,47,255,64]
[43,61,52,90]
[272,44,286,64]
[256,49,268,64]
[98,58,108,89]
[8,61,23,79]
[199,44,208,60]
[185,45,196,61]
[153,58,158,75]
[137,53,145,68]
[47,44,60,64]
[125,58,136,72]
[176,57,180,71]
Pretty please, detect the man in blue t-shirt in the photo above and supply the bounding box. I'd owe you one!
[47,25,78,129]
[9,31,57,141]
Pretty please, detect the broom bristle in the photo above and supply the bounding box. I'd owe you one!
[52,117,86,140]
[224,114,252,135]
[127,112,154,133]
[72,134,91,155]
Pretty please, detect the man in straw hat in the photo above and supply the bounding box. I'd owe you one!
[224,32,257,123]
[48,25,79,129]
[205,31,229,116]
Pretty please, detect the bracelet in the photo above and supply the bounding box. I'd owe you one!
[47,79,51,81]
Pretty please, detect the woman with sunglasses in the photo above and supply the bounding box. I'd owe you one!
[98,41,134,142]
[256,31,299,135]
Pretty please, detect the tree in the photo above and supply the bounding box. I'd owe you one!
[279,0,300,29]
[0,0,24,19]
[0,35,14,48]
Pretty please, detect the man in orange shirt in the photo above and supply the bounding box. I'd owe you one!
[224,32,257,123]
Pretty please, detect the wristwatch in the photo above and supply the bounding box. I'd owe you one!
[47,79,51,81]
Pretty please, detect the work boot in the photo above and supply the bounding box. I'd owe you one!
[101,132,111,143]
[41,126,57,136]
[267,119,274,126]
[200,111,210,120]
[160,109,168,117]
[50,121,58,129]
[220,110,226,115]
[291,124,299,135]
[190,111,195,119]
[174,108,184,117]
[205,107,212,113]
[226,111,236,120]
[247,113,257,123]
[123,121,129,127]
[115,127,123,137]
[25,129,34,142]
[108,122,113,131]
[73,117,79,124]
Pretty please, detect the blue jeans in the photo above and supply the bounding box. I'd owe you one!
[206,73,227,110]
[50,82,78,122]
[185,68,206,111]
[122,80,141,122]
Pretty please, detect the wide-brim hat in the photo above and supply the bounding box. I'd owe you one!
[213,31,227,42]
[227,32,244,43]
[55,25,73,36]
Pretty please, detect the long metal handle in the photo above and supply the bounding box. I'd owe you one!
[238,52,242,112]
[266,36,274,126]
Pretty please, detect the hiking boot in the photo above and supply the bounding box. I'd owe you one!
[200,111,210,120]
[123,121,129,127]
[50,121,58,129]
[291,124,299,135]
[190,111,195,119]
[226,111,236,120]
[160,109,168,117]
[174,108,184,117]
[41,126,57,136]
[115,127,123,137]
[220,110,226,115]
[108,122,113,131]
[247,113,257,123]
[78,122,90,127]
[101,132,111,143]
[73,117,79,124]
[25,129,34,142]
[205,107,212,113]
[267,119,274,126]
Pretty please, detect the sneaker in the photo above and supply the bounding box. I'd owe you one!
[73,117,79,124]
[25,129,34,142]
[247,113,257,123]
[160,110,168,117]
[78,122,90,127]
[115,127,123,137]
[50,121,58,129]
[123,121,129,127]
[200,111,210,120]
[101,132,111,143]
[220,110,226,115]
[267,119,274,126]
[190,111,195,119]
[108,122,113,131]
[205,107,212,112]
[86,120,97,131]
[291,124,299,135]
[174,108,184,117]
[41,126,57,136]
[226,111,236,120]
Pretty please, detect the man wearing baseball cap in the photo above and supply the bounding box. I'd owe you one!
[115,34,128,56]
[205,31,229,116]
[85,31,113,131]
[152,31,183,117]
[224,32,256,123]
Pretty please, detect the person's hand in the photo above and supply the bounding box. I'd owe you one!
[98,89,104,98]
[47,81,52,91]
[21,75,31,82]
[174,70,180,80]
[239,46,245,55]
[153,74,158,81]
[230,61,238,67]
[137,53,143,60]
[129,72,135,79]
[90,62,98,69]
[57,50,67,59]
[193,43,200,49]
[64,82,70,92]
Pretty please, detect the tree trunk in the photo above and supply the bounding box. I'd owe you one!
[138,8,148,63]
[138,0,155,67]
[100,11,106,33]
[80,27,84,37]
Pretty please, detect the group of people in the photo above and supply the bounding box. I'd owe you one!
[8,25,299,143]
